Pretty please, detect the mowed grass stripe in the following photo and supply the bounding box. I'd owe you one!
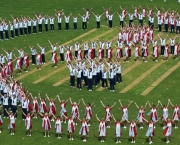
[32,66,67,84]
[141,61,180,96]
[97,33,162,91]
[52,29,115,86]
[15,28,98,81]
[119,34,179,94]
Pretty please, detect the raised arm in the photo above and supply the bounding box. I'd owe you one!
[95,114,100,121]
[69,97,73,104]
[78,99,81,106]
[119,100,123,107]
[147,101,152,108]
[45,94,50,101]
[21,109,26,116]
[56,95,61,102]
[158,100,163,107]
[168,99,174,107]
[127,101,133,108]
[100,100,105,108]
[142,117,148,123]
[111,102,116,108]
[112,114,116,122]
[134,102,139,109]
[38,110,43,117]
[82,98,86,106]
[52,113,56,119]
[29,93,34,100]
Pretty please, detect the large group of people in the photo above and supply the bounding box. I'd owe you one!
[0,80,180,144]
[1,5,180,41]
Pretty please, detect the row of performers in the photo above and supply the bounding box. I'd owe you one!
[0,98,179,144]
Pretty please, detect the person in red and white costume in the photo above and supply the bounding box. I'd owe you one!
[14,55,22,74]
[120,6,127,19]
[88,47,94,60]
[144,117,160,144]
[23,54,29,72]
[97,47,104,60]
[38,112,51,137]
[22,111,33,136]
[119,100,133,129]
[142,42,150,63]
[51,51,58,68]
[56,95,69,123]
[52,114,63,139]
[139,5,146,18]
[66,46,73,61]
[83,8,92,21]
[174,43,179,60]
[82,98,94,126]
[70,98,81,125]
[153,43,159,62]
[5,108,17,135]
[54,9,64,17]
[164,44,169,61]
[132,5,138,18]
[163,118,174,144]
[112,115,123,143]
[124,44,130,62]
[46,94,56,122]
[38,93,47,114]
[168,99,180,129]
[147,101,160,128]
[77,117,89,142]
[107,47,113,61]
[95,114,106,142]
[133,44,141,62]
[100,100,116,128]
[133,30,140,44]
[36,52,42,70]
[159,101,169,127]
[103,7,111,21]
[127,120,137,143]
[63,114,75,140]
[29,93,38,119]
[134,102,147,129]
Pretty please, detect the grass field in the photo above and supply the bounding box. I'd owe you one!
[0,0,180,145]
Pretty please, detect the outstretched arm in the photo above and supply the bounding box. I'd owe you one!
[111,102,116,108]
[127,101,133,108]
[158,100,163,107]
[168,99,174,107]
[82,98,86,106]
[119,100,123,107]
[78,99,81,106]
[45,94,50,101]
[69,97,73,104]
[112,114,116,122]
[100,100,105,108]
[95,114,100,121]
[134,102,139,109]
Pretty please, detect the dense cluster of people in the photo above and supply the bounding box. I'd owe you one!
[0,82,180,144]
[1,5,180,41]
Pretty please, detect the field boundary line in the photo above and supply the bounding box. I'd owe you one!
[141,61,180,96]
[32,66,67,84]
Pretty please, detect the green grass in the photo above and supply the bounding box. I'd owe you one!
[1,0,180,145]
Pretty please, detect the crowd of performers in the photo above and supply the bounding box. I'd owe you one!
[1,23,180,91]
[0,79,180,144]
[1,5,180,40]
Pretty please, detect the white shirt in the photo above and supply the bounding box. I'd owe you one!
[30,48,37,55]
[108,15,113,20]
[40,47,45,54]
[22,100,28,108]
[12,98,17,106]
[38,18,43,24]
[58,17,62,23]
[160,38,166,46]
[81,16,87,22]
[119,15,124,21]
[73,17,77,23]
[49,18,54,24]
[59,47,64,53]
[95,15,101,22]
[6,52,12,60]
[2,96,9,105]
[65,16,70,23]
